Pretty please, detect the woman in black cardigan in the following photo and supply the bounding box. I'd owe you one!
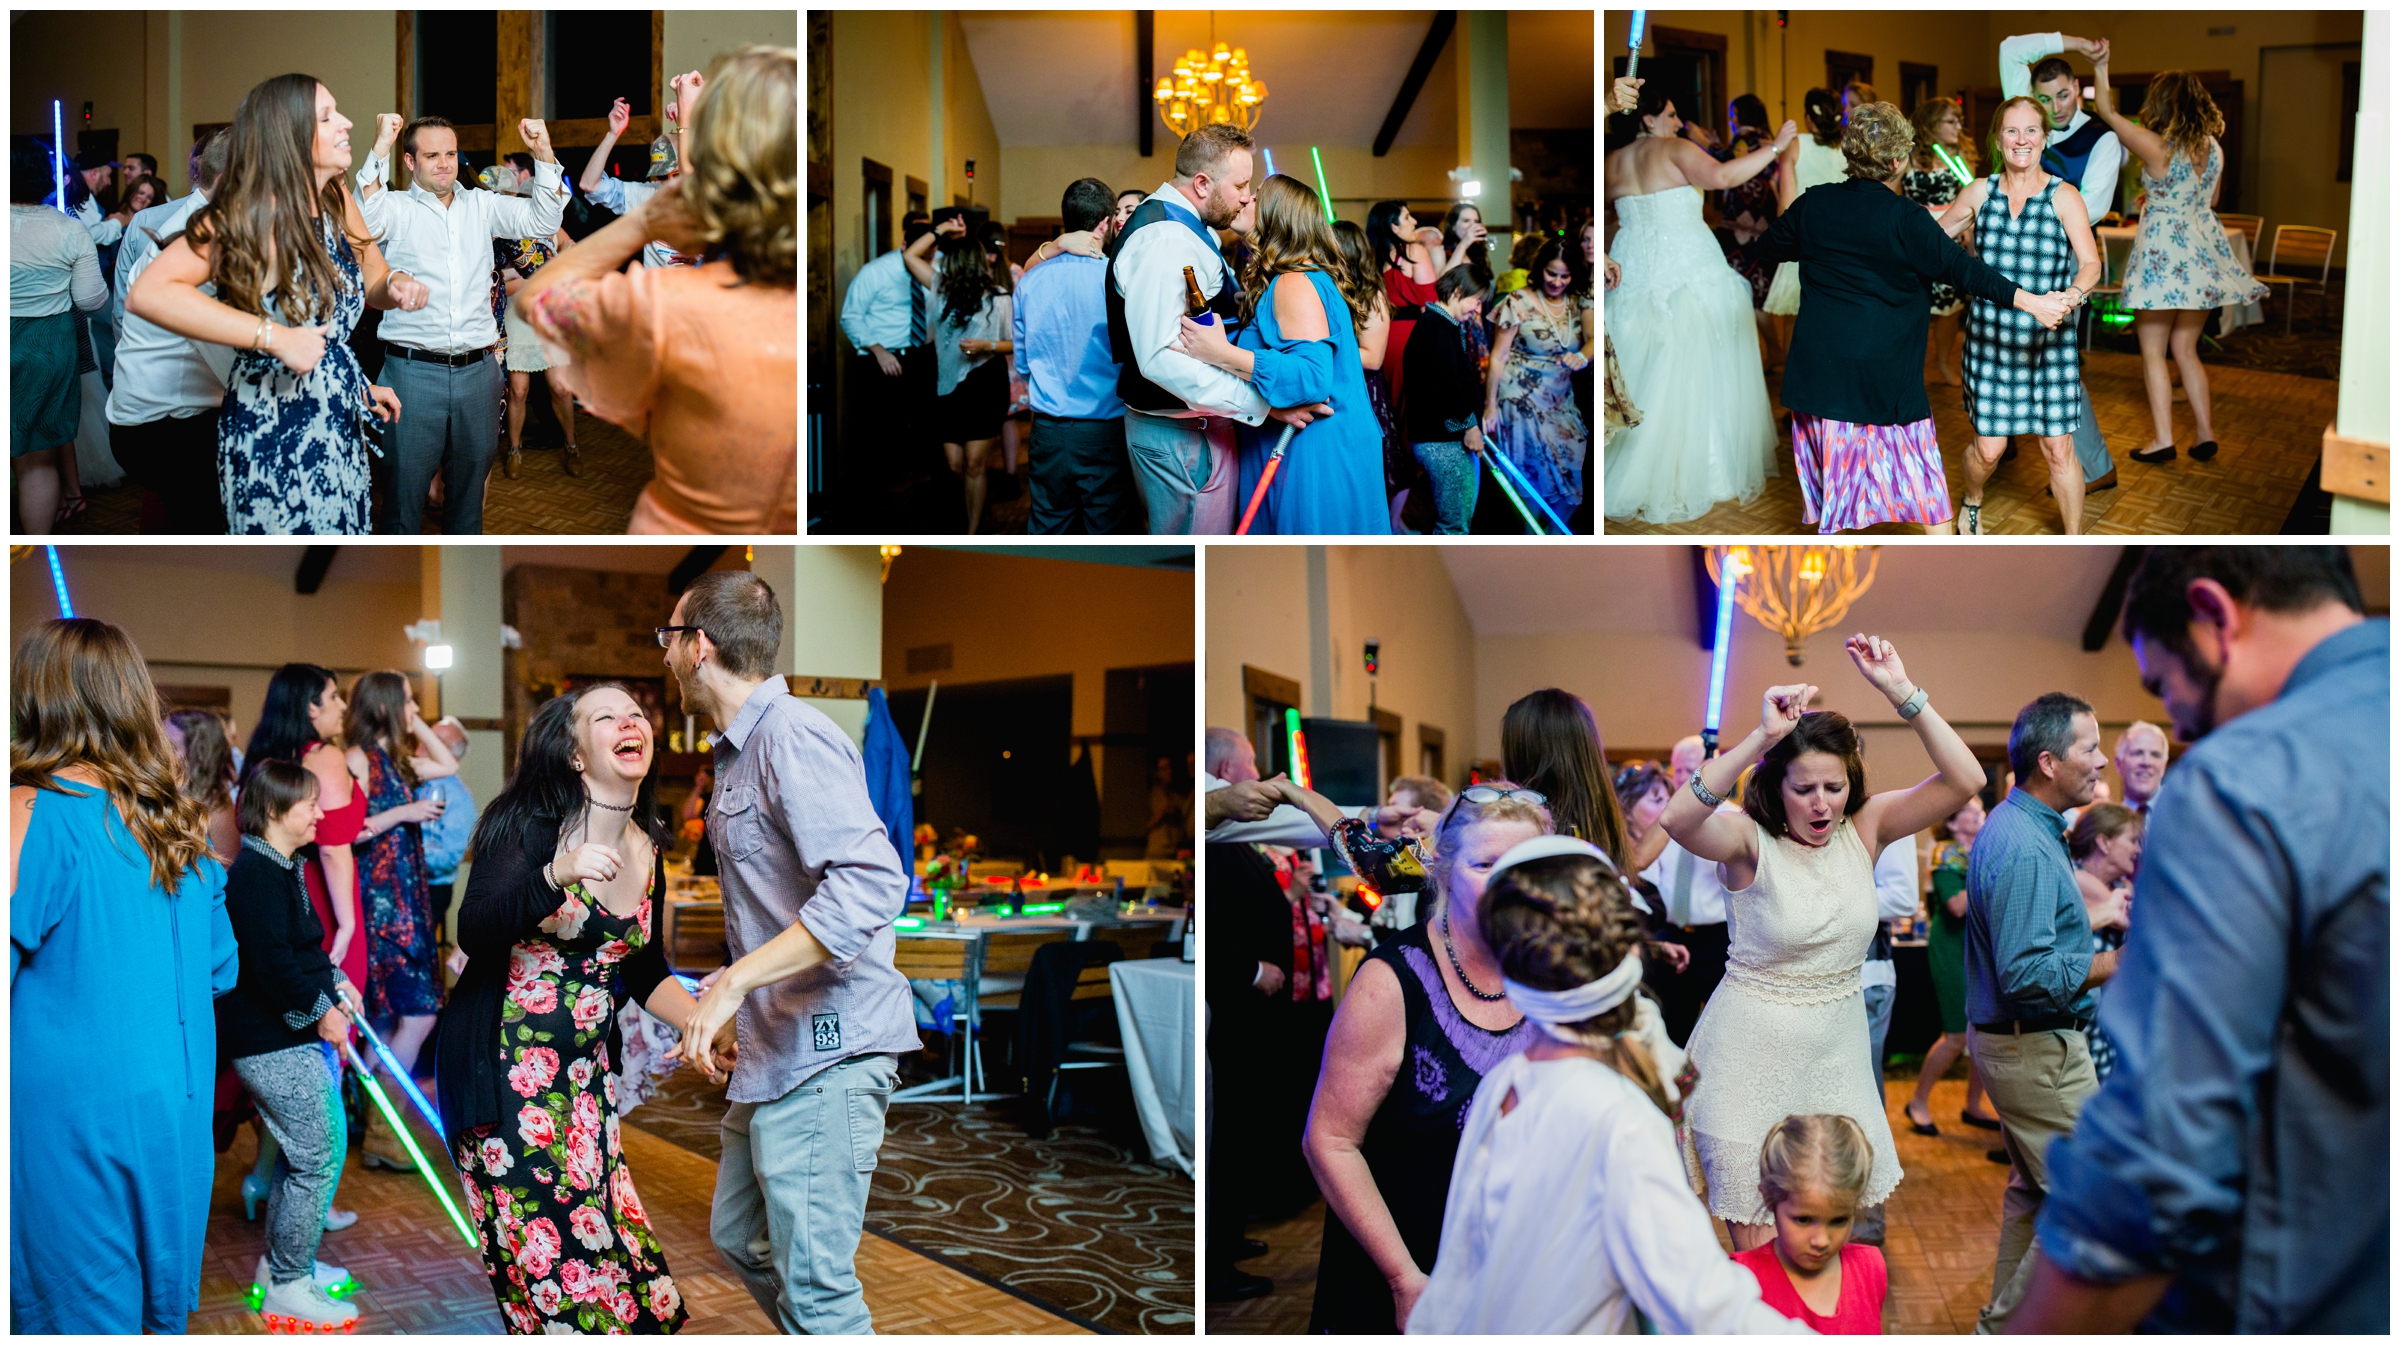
[219,759,359,1331]
[1753,101,2077,535]
[433,684,717,1334]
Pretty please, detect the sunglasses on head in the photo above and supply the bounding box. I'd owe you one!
[1457,785,1546,807]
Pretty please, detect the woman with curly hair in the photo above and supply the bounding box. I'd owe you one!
[1171,173,1389,533]
[11,617,238,1332]
[1761,100,2072,534]
[2085,58,2265,467]
[901,212,1012,532]
[519,48,798,533]
[126,73,414,534]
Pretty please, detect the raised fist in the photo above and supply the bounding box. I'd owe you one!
[518,119,552,155]
[375,113,405,150]
[607,97,631,136]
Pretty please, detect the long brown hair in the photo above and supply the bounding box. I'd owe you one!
[11,618,216,891]
[184,73,369,324]
[344,670,418,789]
[1326,219,1388,335]
[1910,97,1978,175]
[1500,689,1629,870]
[166,707,237,812]
[1238,174,1351,328]
[2139,70,2225,173]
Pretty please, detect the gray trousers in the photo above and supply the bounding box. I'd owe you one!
[711,1053,900,1334]
[1854,979,1896,1244]
[233,1042,345,1285]
[1123,410,1236,534]
[377,351,502,535]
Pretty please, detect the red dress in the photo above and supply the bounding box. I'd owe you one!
[303,743,372,993]
[1383,265,1439,420]
[1732,1242,1887,1335]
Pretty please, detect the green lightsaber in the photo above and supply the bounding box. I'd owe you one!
[1480,449,1544,531]
[1933,143,1972,186]
[342,1039,477,1248]
[1310,146,1335,223]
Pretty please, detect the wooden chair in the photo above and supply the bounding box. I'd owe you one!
[2257,225,2337,336]
[973,931,1073,1011]
[1046,960,1126,1115]
[2216,212,2264,250]
[2082,229,2141,347]
[892,935,984,1102]
[1087,921,1170,961]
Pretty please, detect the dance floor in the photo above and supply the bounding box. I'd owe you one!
[194,1077,1113,1334]
[1607,349,2338,535]
[70,403,653,537]
[1206,1073,2014,1335]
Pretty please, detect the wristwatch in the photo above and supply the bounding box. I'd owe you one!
[1897,686,1930,720]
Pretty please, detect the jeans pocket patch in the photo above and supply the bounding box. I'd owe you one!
[845,1069,895,1173]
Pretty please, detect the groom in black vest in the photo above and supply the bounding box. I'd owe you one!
[1106,122,1327,533]
[1999,33,2125,494]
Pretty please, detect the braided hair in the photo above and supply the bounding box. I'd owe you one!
[1478,852,1676,1116]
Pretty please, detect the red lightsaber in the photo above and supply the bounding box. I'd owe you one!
[1235,423,1299,535]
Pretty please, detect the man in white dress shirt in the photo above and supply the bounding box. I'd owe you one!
[356,111,565,534]
[106,129,237,533]
[113,133,220,330]
[1106,123,1325,533]
[49,148,124,246]
[1641,736,1734,1047]
[1999,32,2123,493]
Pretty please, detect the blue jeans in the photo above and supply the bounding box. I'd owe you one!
[377,352,502,535]
[711,1053,900,1334]
[1411,440,1479,534]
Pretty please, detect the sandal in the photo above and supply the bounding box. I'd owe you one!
[1960,502,1984,536]
[53,494,86,527]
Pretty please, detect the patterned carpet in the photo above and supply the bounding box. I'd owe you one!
[626,1066,1196,1335]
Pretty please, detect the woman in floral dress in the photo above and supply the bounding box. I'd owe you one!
[1483,239,1592,526]
[1900,98,1978,387]
[435,684,716,1335]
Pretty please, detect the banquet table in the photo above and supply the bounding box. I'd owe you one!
[2094,223,2264,333]
[1111,958,1196,1175]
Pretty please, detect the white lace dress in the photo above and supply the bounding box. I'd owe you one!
[1678,817,1903,1224]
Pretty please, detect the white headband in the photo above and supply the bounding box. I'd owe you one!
[1487,834,1618,887]
[1503,949,1645,1042]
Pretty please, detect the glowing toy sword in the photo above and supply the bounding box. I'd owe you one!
[1703,548,1742,759]
[1626,12,1648,82]
[340,1038,476,1248]
[1310,146,1335,223]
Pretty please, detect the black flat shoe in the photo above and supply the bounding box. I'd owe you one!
[2189,439,2219,462]
[1961,1110,2004,1131]
[2131,442,2177,465]
[1903,1102,1939,1136]
[1987,1149,2014,1164]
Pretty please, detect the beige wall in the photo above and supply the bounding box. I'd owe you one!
[664,10,797,83]
[9,549,422,736]
[997,143,1467,230]
[828,10,933,327]
[944,10,1002,213]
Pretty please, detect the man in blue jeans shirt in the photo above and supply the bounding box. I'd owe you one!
[1014,177,1133,533]
[2017,547,2386,1333]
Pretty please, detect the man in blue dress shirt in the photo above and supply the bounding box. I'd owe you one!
[1014,177,1131,533]
[835,212,935,519]
[2015,547,2387,1334]
[1962,689,2114,1331]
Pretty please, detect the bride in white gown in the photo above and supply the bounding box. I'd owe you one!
[1604,87,1791,525]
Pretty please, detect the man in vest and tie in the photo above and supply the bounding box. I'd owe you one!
[1107,122,1328,533]
[2000,33,2125,496]
[1639,735,1734,1047]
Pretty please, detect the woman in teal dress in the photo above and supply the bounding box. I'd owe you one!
[11,617,238,1333]
[1174,174,1391,535]
[1901,795,2001,1136]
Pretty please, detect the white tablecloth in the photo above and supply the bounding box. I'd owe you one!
[1111,959,1195,1176]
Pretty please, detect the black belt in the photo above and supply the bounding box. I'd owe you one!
[1975,1013,2088,1035]
[386,344,492,367]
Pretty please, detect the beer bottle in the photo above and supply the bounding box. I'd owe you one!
[1183,265,1216,327]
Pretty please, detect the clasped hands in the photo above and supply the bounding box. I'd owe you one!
[2019,287,2085,330]
[673,966,741,1082]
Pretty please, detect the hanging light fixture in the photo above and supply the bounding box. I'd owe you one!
[1704,545,1881,665]
[1155,14,1268,140]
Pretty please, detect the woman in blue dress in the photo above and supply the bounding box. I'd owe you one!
[125,72,415,535]
[1174,174,1391,534]
[11,617,238,1333]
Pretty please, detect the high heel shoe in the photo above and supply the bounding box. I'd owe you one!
[242,1172,270,1221]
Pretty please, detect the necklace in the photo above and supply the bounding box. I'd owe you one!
[586,796,635,813]
[1439,915,1508,1002]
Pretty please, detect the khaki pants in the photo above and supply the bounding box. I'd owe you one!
[1967,1026,2097,1333]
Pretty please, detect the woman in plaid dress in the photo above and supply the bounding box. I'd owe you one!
[1934,97,2101,534]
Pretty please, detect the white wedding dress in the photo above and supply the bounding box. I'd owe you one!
[1603,186,1776,525]
[1678,817,1903,1225]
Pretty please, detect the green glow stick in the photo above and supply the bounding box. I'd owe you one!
[1933,143,1972,186]
[1310,146,1335,223]
[1480,451,1543,531]
[342,1040,477,1247]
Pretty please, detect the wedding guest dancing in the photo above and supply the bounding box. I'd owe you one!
[1761,90,1850,333]
[1753,101,2071,535]
[1899,99,1977,388]
[2086,57,2266,466]
[1659,636,1986,1250]
[1604,86,1795,525]
[1935,97,2101,535]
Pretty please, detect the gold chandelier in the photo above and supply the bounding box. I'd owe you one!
[1705,545,1881,665]
[1154,32,1268,139]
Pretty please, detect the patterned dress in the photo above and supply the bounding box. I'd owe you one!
[1489,287,1591,522]
[2119,139,2267,313]
[219,212,376,534]
[1900,166,1970,316]
[452,872,688,1335]
[1964,174,2082,437]
[1715,133,1781,309]
[359,746,440,1019]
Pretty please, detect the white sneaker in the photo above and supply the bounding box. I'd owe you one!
[322,1207,359,1232]
[258,1274,359,1332]
[252,1256,350,1297]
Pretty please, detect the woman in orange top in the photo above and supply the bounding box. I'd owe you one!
[518,46,797,534]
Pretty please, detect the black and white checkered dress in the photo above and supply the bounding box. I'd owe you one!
[1963,174,2082,437]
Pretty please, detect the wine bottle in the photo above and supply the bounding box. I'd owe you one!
[1183,265,1216,327]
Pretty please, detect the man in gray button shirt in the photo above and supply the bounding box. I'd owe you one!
[663,571,915,1334]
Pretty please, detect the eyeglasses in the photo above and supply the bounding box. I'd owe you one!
[655,625,705,649]
[1458,785,1546,806]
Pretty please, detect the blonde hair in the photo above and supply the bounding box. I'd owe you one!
[1479,854,1677,1116]
[1758,1113,1875,1213]
[1840,102,1915,181]
[684,46,796,287]
[1424,781,1553,915]
[2138,71,2225,173]
[1238,174,1350,327]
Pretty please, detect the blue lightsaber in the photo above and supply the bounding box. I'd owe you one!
[52,101,66,216]
[339,1038,477,1248]
[1484,445,1571,534]
[341,988,446,1141]
[1262,147,1277,177]
[1626,12,1648,82]
[46,546,74,617]
[1704,549,1740,758]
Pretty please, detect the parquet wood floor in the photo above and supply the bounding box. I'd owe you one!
[196,1101,1089,1333]
[1607,350,2336,536]
[1206,1075,2013,1335]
